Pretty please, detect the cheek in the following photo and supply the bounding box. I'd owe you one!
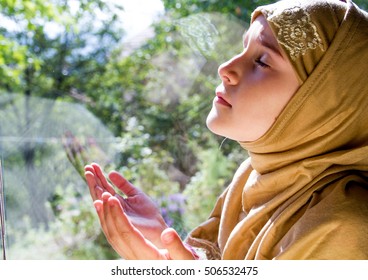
[268,75,300,116]
[254,73,298,114]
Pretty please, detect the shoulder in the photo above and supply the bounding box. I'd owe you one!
[278,182,368,259]
[307,181,368,225]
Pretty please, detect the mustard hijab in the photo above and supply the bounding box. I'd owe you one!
[187,0,368,259]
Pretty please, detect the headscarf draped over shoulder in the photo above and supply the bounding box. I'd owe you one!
[187,0,368,259]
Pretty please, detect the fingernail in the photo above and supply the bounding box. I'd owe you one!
[108,197,118,207]
[94,202,101,212]
[162,231,175,244]
[102,192,111,201]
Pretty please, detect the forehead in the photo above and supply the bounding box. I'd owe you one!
[243,15,283,56]
[243,15,276,42]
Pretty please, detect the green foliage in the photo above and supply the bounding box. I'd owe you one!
[6,218,66,259]
[163,0,368,18]
[47,185,120,259]
[0,0,58,91]
[162,0,272,22]
[0,36,27,90]
[1,0,123,97]
[355,0,368,10]
[183,140,238,230]
[7,185,120,259]
[1,0,56,16]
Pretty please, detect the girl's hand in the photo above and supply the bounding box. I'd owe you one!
[95,191,194,260]
[84,163,195,259]
[84,163,167,247]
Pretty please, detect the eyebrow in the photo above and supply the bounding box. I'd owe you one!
[258,33,284,58]
[242,30,284,59]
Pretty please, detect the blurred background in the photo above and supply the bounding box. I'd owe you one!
[1,0,367,259]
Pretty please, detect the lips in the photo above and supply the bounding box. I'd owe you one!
[215,93,232,107]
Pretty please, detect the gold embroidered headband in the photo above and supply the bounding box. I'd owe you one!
[251,0,347,82]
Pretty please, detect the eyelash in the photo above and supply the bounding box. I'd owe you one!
[255,58,270,68]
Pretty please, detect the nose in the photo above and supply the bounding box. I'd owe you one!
[218,52,244,86]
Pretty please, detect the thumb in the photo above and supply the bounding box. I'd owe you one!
[161,228,195,260]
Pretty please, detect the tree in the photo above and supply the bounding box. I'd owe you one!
[0,0,123,227]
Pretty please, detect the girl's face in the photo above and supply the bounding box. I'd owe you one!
[206,15,301,142]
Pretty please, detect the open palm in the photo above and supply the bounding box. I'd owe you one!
[84,163,168,248]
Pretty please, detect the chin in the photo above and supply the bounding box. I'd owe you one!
[206,111,228,138]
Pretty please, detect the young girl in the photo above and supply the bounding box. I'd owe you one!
[84,0,368,259]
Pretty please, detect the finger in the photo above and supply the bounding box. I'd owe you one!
[86,163,108,192]
[161,228,195,260]
[95,185,104,199]
[92,163,116,196]
[108,171,140,197]
[102,195,134,259]
[84,164,95,173]
[85,170,99,201]
[93,199,111,243]
[106,196,161,260]
[90,163,108,190]
[100,192,122,247]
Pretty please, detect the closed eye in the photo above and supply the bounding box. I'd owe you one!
[255,58,270,68]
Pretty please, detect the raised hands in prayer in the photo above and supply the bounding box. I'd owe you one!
[84,163,196,260]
